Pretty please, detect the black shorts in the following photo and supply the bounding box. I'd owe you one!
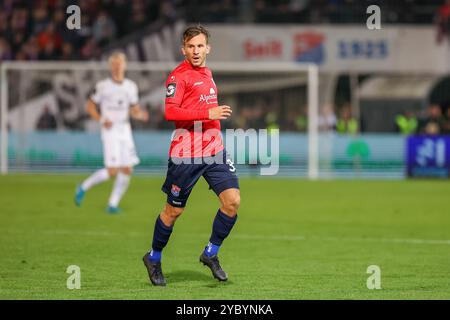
[161,150,239,208]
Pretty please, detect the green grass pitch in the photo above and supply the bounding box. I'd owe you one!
[1,175,450,299]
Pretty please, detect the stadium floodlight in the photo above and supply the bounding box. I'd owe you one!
[0,61,319,179]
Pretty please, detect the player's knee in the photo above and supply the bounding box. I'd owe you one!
[120,167,132,175]
[223,193,240,216]
[107,168,118,177]
[162,205,184,222]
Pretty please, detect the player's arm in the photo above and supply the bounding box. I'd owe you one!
[87,82,112,128]
[164,77,232,121]
[130,104,149,122]
[166,103,232,121]
[208,105,233,120]
[86,98,112,129]
[128,83,148,122]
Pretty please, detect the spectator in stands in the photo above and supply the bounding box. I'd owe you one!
[80,38,100,60]
[395,110,418,135]
[10,6,28,36]
[289,0,310,22]
[318,104,337,132]
[1,0,444,63]
[443,108,450,134]
[92,10,117,47]
[14,46,27,60]
[127,0,149,32]
[418,104,446,135]
[295,106,308,132]
[36,106,57,130]
[52,7,67,33]
[22,36,40,60]
[336,103,358,134]
[31,2,51,35]
[234,106,251,129]
[0,11,8,36]
[37,22,62,53]
[285,109,301,131]
[40,40,59,60]
[436,0,450,44]
[251,98,267,129]
[0,37,13,61]
[265,111,279,132]
[61,42,76,60]
[159,1,178,24]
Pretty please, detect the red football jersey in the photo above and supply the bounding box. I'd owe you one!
[165,60,224,158]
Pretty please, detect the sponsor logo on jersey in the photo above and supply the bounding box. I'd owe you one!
[166,83,177,97]
[171,184,181,197]
[200,88,217,104]
[193,81,203,86]
[199,93,217,104]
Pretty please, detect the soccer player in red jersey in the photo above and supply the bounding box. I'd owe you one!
[143,26,240,286]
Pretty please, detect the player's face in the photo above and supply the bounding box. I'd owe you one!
[182,34,210,67]
[109,57,126,82]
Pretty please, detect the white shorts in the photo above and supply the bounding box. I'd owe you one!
[102,136,140,168]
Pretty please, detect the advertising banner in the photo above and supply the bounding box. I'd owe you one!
[208,25,449,73]
[407,136,450,178]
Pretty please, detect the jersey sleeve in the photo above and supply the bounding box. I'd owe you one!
[90,82,102,104]
[164,74,209,121]
[129,82,139,106]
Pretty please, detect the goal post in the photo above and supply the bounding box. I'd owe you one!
[0,61,319,178]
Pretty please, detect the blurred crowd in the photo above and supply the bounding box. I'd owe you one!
[1,0,447,62]
[184,0,445,24]
[404,104,450,135]
[0,0,178,61]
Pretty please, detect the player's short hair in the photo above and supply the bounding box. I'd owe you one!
[183,25,210,45]
[108,51,127,64]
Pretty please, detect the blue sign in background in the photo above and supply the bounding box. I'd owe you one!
[407,136,450,178]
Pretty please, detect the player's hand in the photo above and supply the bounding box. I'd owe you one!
[102,118,113,129]
[209,105,232,120]
[140,110,149,122]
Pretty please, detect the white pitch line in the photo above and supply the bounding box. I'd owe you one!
[317,236,450,246]
[183,233,450,246]
[6,229,450,246]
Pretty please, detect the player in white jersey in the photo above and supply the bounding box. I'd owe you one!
[74,52,148,213]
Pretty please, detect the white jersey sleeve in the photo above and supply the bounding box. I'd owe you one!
[90,82,103,104]
[128,81,139,106]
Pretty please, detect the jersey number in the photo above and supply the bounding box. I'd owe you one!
[226,159,236,172]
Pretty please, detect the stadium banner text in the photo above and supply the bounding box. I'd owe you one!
[207,25,449,74]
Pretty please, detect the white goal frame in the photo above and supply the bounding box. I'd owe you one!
[0,61,319,179]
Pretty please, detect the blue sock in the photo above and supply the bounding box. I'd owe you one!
[148,250,161,262]
[204,242,220,257]
[207,209,237,255]
[149,215,173,262]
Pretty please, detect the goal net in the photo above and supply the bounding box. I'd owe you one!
[0,61,320,178]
